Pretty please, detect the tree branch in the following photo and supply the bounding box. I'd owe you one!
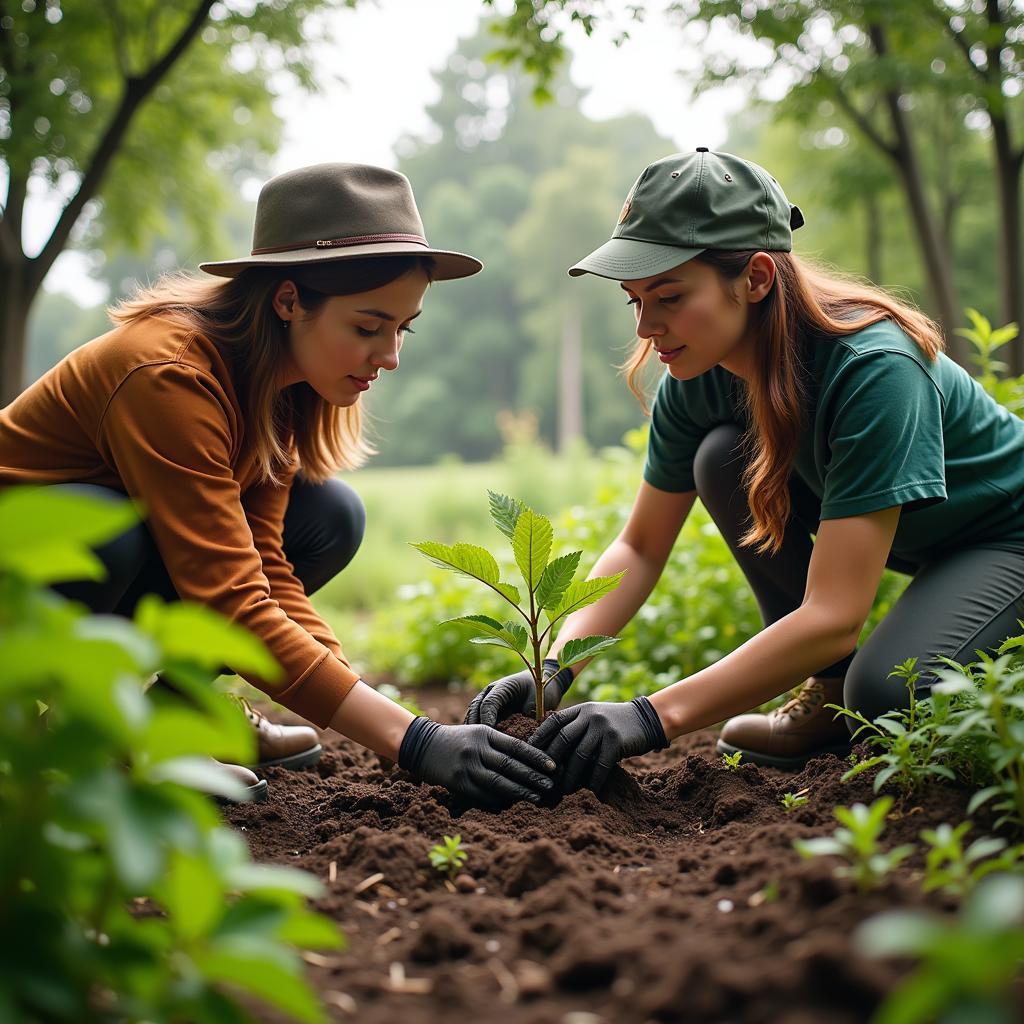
[829,77,898,159]
[28,0,215,292]
[0,171,27,264]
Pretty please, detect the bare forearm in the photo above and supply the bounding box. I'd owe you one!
[547,537,666,669]
[327,680,415,761]
[648,605,857,740]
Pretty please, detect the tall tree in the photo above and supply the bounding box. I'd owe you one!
[0,0,350,403]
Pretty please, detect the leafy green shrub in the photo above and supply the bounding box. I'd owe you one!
[956,308,1024,415]
[856,874,1024,1024]
[794,797,915,893]
[0,486,341,1023]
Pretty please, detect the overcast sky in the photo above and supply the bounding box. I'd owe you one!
[38,0,757,302]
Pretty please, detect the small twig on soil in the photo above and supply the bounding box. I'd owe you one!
[388,962,432,994]
[301,951,344,968]
[324,990,358,1015]
[328,860,337,883]
[376,927,403,946]
[355,901,379,917]
[486,957,520,1004]
[354,872,385,894]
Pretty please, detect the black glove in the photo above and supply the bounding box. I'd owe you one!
[528,697,669,796]
[398,717,556,806]
[464,658,574,726]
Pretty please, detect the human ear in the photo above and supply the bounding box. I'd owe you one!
[745,253,777,303]
[271,280,300,322]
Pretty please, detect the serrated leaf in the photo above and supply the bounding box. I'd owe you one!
[512,507,552,591]
[487,491,524,541]
[444,614,526,652]
[547,572,625,626]
[494,582,521,606]
[558,635,620,669]
[536,551,582,609]
[469,636,522,655]
[412,540,500,585]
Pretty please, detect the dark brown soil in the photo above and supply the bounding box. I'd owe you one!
[225,692,992,1024]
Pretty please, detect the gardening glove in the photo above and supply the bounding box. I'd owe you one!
[398,717,556,807]
[529,697,669,796]
[464,658,574,726]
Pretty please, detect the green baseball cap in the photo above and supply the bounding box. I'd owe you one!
[568,148,804,280]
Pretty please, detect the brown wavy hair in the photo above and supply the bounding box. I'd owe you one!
[623,252,944,554]
[109,256,435,487]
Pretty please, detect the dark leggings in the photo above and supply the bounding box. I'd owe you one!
[694,423,1024,723]
[49,477,365,618]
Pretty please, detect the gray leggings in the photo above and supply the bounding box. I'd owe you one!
[694,424,1024,723]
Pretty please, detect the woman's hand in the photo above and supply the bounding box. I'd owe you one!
[464,659,574,726]
[398,718,556,807]
[528,697,669,795]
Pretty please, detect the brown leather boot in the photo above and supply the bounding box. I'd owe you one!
[212,760,268,803]
[715,676,851,770]
[231,695,323,771]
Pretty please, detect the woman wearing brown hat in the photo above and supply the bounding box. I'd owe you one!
[0,162,555,806]
[468,148,1024,795]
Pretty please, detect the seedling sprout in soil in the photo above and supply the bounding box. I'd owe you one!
[781,789,810,813]
[414,492,625,722]
[721,750,743,771]
[429,835,468,882]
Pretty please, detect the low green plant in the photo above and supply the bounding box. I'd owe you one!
[856,874,1024,1024]
[794,797,915,893]
[721,750,743,771]
[376,683,426,718]
[413,491,625,722]
[920,822,1024,897]
[0,486,342,1023]
[956,308,1024,416]
[780,789,809,813]
[930,643,1024,830]
[829,659,960,796]
[429,835,468,882]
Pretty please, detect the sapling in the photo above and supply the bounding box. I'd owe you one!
[721,750,743,771]
[920,821,1023,897]
[413,492,625,723]
[793,796,915,893]
[429,835,468,882]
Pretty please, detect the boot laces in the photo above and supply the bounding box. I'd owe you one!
[778,679,828,719]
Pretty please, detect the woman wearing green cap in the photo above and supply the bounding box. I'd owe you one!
[0,162,555,807]
[467,147,1024,793]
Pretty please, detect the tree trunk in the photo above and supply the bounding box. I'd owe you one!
[865,193,882,284]
[558,297,583,453]
[990,119,1024,375]
[867,24,966,364]
[0,258,32,405]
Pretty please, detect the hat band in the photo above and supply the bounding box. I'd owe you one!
[251,232,428,255]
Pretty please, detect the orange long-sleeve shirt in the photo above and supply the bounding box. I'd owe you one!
[0,315,360,726]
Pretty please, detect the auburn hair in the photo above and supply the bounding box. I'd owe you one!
[623,251,944,554]
[109,256,435,486]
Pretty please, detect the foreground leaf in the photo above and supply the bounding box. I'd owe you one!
[512,507,552,592]
[536,550,582,610]
[558,635,620,669]
[547,572,626,626]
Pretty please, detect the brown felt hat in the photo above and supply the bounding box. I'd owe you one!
[199,162,483,282]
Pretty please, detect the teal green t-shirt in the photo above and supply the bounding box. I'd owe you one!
[644,319,1024,562]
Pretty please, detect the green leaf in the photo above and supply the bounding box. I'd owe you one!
[224,864,325,900]
[412,541,500,585]
[487,491,524,540]
[197,940,325,1024]
[0,486,140,579]
[512,507,552,591]
[135,596,281,681]
[444,615,528,653]
[854,910,939,956]
[536,550,582,609]
[547,571,625,625]
[494,582,522,606]
[558,635,620,669]
[163,851,225,941]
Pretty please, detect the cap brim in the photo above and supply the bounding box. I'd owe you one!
[199,242,483,282]
[568,237,704,280]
